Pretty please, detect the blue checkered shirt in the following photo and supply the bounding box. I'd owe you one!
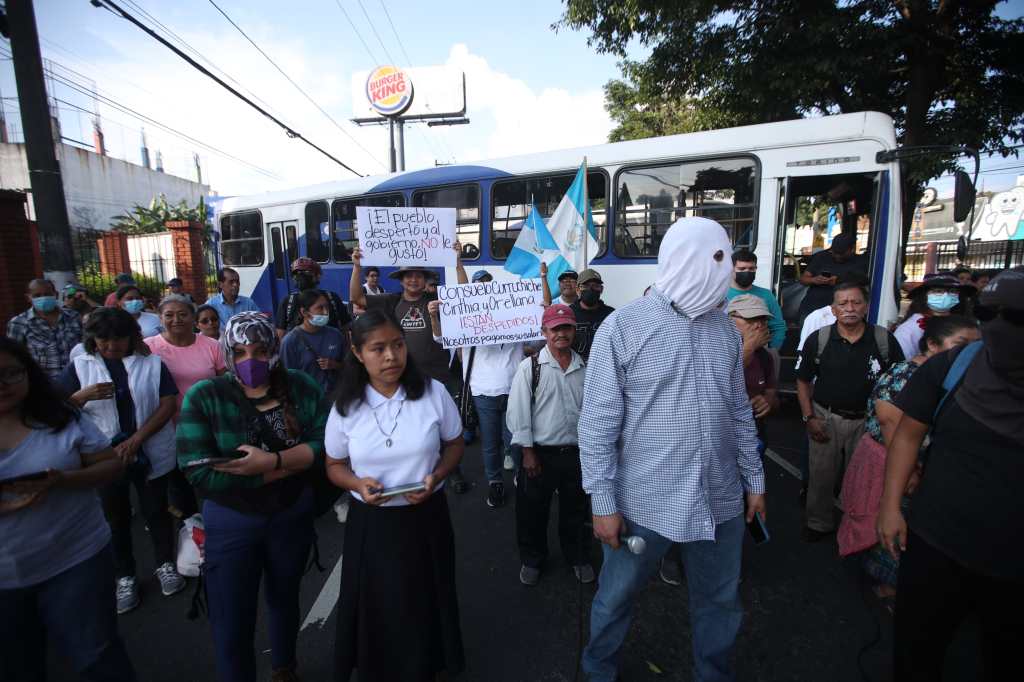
[579,288,765,543]
[5,307,83,379]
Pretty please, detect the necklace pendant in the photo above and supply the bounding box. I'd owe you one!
[386,438,392,448]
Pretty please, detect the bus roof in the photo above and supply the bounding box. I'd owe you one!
[219,111,896,213]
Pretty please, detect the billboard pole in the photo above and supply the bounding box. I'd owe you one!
[396,119,406,171]
[387,117,396,173]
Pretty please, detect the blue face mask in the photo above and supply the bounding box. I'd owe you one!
[31,296,58,313]
[123,299,145,314]
[309,314,330,327]
[927,292,958,312]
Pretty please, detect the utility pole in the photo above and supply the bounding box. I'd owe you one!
[5,0,75,286]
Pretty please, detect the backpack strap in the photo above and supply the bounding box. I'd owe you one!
[530,354,541,406]
[815,325,832,364]
[933,341,983,423]
[283,292,298,330]
[872,325,890,364]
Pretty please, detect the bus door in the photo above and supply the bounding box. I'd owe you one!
[266,220,298,319]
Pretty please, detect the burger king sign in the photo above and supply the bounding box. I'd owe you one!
[366,65,414,117]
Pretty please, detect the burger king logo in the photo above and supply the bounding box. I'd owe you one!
[365,65,414,116]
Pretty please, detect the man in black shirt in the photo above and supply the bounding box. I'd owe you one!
[796,280,902,541]
[570,268,614,361]
[878,266,1024,682]
[276,258,351,338]
[797,232,869,323]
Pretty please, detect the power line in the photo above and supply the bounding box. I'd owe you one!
[333,0,381,65]
[355,0,397,65]
[92,0,365,176]
[204,0,385,170]
[377,0,414,67]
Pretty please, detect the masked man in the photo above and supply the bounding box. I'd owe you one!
[276,258,350,339]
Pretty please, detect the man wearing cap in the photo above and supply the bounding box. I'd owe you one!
[570,268,615,362]
[540,263,580,307]
[797,231,869,324]
[428,269,528,508]
[164,277,194,304]
[104,273,135,307]
[796,278,902,542]
[726,249,786,350]
[277,257,350,338]
[727,295,780,437]
[506,303,593,586]
[63,283,100,319]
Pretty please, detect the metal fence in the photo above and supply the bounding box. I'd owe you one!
[904,239,1024,280]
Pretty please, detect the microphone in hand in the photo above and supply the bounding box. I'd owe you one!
[620,534,646,555]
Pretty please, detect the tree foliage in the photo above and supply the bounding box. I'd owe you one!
[110,194,212,246]
[560,0,1024,245]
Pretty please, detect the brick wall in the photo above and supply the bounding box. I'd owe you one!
[0,190,42,331]
[97,231,130,276]
[166,220,208,304]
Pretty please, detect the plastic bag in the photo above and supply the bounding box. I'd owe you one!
[176,513,205,578]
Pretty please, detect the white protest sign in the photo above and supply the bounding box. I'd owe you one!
[437,278,545,349]
[356,206,457,267]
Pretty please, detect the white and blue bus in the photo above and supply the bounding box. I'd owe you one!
[218,111,905,342]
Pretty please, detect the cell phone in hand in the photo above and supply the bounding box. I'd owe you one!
[819,271,834,279]
[747,511,770,545]
[183,457,235,470]
[368,481,427,498]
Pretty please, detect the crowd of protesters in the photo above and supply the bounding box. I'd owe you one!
[1,221,1021,682]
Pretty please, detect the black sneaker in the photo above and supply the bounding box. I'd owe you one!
[449,469,469,494]
[486,481,505,508]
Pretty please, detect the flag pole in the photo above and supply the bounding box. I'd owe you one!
[582,156,589,267]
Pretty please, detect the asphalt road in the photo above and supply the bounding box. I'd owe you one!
[49,398,982,681]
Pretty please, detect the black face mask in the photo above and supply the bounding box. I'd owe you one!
[293,273,315,290]
[734,272,756,288]
[982,317,1024,378]
[580,289,601,306]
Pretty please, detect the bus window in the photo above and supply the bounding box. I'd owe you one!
[615,157,757,257]
[270,225,285,280]
[220,212,264,266]
[304,202,330,262]
[491,171,608,259]
[413,184,480,259]
[332,193,404,262]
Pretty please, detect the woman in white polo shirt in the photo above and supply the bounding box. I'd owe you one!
[325,309,465,682]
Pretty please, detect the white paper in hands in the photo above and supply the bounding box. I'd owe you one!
[436,278,545,349]
[356,206,456,267]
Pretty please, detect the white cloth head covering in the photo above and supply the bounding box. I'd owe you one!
[654,217,734,318]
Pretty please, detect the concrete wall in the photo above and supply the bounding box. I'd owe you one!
[0,142,210,231]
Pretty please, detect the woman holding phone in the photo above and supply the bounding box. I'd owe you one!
[176,312,327,682]
[0,337,137,681]
[325,309,465,682]
[57,307,183,614]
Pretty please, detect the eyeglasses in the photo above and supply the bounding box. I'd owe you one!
[0,366,28,386]
[197,316,219,325]
[974,304,1024,326]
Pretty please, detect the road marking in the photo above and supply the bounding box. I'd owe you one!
[765,448,803,480]
[301,553,343,630]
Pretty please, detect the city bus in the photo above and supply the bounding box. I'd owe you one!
[217,111,906,343]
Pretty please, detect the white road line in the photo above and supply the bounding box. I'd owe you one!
[765,448,803,481]
[301,553,343,630]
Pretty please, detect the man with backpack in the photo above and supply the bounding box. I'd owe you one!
[506,304,593,587]
[796,279,903,542]
[276,257,350,339]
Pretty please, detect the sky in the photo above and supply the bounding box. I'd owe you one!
[2,0,1023,200]
[1,0,624,197]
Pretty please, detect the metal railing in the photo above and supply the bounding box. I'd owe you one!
[904,239,1024,280]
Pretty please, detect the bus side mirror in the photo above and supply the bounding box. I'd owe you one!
[953,170,976,224]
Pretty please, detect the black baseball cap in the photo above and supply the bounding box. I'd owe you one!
[557,270,578,282]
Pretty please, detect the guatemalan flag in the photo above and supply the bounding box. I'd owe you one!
[503,203,573,293]
[547,160,599,275]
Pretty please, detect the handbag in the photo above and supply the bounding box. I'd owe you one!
[457,347,479,430]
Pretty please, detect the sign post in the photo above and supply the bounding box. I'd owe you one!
[436,279,545,349]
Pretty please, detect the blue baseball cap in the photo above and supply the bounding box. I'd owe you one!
[472,270,492,282]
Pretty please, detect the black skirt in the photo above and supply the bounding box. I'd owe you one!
[334,491,465,682]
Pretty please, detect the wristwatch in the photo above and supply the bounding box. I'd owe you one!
[802,414,815,423]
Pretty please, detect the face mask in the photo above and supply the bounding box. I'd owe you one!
[235,357,271,387]
[580,289,601,306]
[123,300,145,314]
[927,292,958,312]
[981,317,1024,375]
[293,273,315,290]
[309,314,329,327]
[734,272,756,288]
[31,296,58,313]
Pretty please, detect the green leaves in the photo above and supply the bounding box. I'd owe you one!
[109,194,209,235]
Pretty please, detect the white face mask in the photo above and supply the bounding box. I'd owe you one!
[654,217,734,318]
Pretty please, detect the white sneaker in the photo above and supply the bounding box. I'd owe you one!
[334,496,350,523]
[155,562,186,597]
[503,455,514,471]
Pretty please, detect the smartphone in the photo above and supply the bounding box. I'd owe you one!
[0,471,48,487]
[369,481,427,498]
[183,457,236,470]
[747,512,770,545]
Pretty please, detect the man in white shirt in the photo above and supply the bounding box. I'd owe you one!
[539,264,579,306]
[506,304,593,587]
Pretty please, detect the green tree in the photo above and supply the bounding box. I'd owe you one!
[110,194,214,247]
[560,0,1024,251]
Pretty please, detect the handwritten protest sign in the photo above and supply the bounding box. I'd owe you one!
[356,206,456,267]
[437,279,545,349]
